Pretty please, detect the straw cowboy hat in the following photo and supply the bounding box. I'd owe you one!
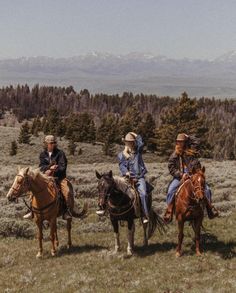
[176,133,188,142]
[122,132,136,142]
[44,135,57,144]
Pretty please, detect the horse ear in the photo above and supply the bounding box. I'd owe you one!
[201,166,205,173]
[108,170,113,178]
[17,165,21,172]
[95,170,102,179]
[24,167,30,175]
[191,166,196,174]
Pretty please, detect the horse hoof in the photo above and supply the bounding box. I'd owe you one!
[127,249,133,256]
[114,246,120,253]
[51,250,57,257]
[36,252,42,259]
[175,251,182,258]
[143,241,148,247]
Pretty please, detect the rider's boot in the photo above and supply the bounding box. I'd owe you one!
[96,205,105,216]
[143,215,149,224]
[163,200,175,223]
[205,198,219,219]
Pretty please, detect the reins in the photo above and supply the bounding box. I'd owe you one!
[13,173,59,216]
[108,197,135,217]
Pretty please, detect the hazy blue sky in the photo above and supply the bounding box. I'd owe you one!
[0,0,236,59]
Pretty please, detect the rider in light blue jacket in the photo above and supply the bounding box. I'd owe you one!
[117,132,149,223]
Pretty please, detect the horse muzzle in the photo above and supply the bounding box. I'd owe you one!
[6,190,18,202]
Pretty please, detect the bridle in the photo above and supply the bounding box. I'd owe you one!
[9,174,31,200]
[190,174,205,201]
[98,177,116,205]
[97,176,135,217]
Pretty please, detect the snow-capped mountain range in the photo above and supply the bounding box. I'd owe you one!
[1,51,236,97]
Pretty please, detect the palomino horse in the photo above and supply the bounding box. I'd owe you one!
[96,170,165,256]
[175,166,206,257]
[6,167,87,258]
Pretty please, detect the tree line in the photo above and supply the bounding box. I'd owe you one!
[2,84,235,160]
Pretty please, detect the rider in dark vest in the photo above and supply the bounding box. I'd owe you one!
[163,133,219,223]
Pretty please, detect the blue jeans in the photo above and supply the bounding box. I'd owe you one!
[166,178,212,205]
[136,177,149,216]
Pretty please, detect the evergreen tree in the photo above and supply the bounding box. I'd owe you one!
[66,112,96,143]
[155,92,212,157]
[9,140,17,156]
[102,138,116,156]
[139,112,156,151]
[31,116,41,137]
[119,107,142,139]
[46,108,61,135]
[96,114,119,144]
[68,139,76,156]
[18,122,31,144]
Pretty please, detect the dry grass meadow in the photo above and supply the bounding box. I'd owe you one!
[0,126,235,293]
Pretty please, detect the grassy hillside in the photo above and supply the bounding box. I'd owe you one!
[0,126,235,293]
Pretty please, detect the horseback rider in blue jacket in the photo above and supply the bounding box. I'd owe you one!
[117,132,149,223]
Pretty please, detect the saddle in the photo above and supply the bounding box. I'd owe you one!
[51,179,67,215]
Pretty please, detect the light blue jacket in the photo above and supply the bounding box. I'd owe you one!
[118,135,148,179]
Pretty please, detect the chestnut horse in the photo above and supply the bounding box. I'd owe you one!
[175,166,206,257]
[6,167,87,258]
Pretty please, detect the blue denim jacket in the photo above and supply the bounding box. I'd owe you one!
[118,135,147,179]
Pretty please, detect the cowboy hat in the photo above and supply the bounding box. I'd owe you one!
[44,135,57,144]
[122,132,136,142]
[176,133,188,141]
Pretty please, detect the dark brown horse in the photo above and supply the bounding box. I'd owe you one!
[6,167,87,258]
[175,166,206,257]
[96,170,165,255]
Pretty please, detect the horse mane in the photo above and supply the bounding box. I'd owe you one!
[113,176,129,191]
[19,167,55,184]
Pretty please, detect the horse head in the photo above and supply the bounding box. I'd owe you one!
[190,166,206,200]
[6,167,32,202]
[95,170,115,209]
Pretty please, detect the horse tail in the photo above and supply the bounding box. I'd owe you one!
[71,201,88,218]
[147,208,167,239]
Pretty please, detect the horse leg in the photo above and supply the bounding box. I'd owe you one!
[55,230,59,248]
[176,219,184,257]
[143,222,148,247]
[131,222,135,250]
[50,219,57,256]
[194,218,202,256]
[111,219,120,253]
[127,219,134,256]
[66,218,72,249]
[36,219,43,258]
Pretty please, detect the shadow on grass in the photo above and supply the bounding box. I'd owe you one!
[135,241,176,257]
[201,233,236,259]
[58,244,107,257]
